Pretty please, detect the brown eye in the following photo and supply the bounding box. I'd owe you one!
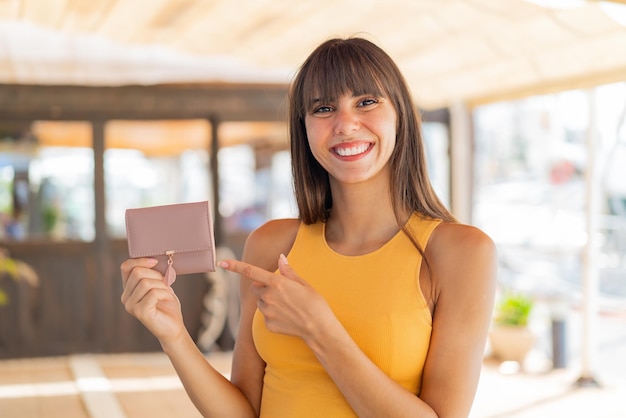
[358,97,378,107]
[312,105,333,114]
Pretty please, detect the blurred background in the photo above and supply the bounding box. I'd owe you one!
[0,0,625,416]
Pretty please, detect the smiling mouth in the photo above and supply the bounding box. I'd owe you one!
[332,143,373,157]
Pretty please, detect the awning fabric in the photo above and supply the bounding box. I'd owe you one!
[1,0,625,110]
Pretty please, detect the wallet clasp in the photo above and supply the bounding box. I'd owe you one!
[166,250,175,266]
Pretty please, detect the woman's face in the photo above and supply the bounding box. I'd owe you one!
[304,92,397,185]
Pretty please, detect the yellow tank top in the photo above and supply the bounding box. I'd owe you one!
[252,214,441,417]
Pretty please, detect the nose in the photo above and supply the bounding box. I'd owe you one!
[334,108,359,135]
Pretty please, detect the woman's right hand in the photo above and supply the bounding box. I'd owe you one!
[120,258,186,345]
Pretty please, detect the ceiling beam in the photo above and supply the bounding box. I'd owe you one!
[0,83,289,122]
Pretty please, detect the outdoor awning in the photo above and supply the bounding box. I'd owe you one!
[0,0,625,110]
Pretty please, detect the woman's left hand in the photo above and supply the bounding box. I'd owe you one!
[219,254,333,342]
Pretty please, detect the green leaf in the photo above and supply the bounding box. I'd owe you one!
[494,292,534,326]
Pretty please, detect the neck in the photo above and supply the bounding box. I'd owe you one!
[325,179,407,256]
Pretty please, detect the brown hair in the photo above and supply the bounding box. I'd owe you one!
[289,37,455,236]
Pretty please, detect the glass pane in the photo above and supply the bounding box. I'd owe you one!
[1,121,95,242]
[423,122,450,209]
[269,150,297,219]
[219,144,265,234]
[104,120,212,239]
[217,121,292,237]
[473,82,626,298]
[219,147,295,235]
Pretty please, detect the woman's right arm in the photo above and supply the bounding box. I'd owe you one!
[120,259,257,417]
[120,218,299,418]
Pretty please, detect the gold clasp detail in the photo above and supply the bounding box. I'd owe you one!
[166,250,175,265]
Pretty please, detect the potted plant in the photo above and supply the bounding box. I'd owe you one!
[488,291,535,363]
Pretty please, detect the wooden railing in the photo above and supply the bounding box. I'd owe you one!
[0,240,210,358]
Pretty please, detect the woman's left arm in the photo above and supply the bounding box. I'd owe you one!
[418,223,497,417]
[220,224,496,418]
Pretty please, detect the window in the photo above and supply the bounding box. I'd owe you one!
[1,121,95,241]
[104,120,212,238]
[473,82,626,297]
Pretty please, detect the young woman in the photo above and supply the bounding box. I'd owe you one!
[121,37,497,418]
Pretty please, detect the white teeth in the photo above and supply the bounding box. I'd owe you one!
[335,143,370,156]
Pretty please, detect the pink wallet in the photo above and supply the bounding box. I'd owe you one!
[125,201,216,285]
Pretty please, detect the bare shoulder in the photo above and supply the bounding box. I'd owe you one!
[428,222,496,260]
[246,218,301,250]
[426,222,497,293]
[242,218,301,271]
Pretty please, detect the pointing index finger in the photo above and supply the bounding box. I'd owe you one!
[219,259,273,286]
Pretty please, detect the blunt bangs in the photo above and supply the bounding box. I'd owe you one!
[296,39,388,116]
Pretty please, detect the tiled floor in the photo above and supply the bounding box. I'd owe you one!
[0,352,231,418]
[0,356,89,418]
[474,357,626,418]
[1,350,625,418]
[1,307,625,418]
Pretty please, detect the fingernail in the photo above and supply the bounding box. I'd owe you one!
[147,258,158,265]
[279,254,288,265]
[218,260,229,269]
